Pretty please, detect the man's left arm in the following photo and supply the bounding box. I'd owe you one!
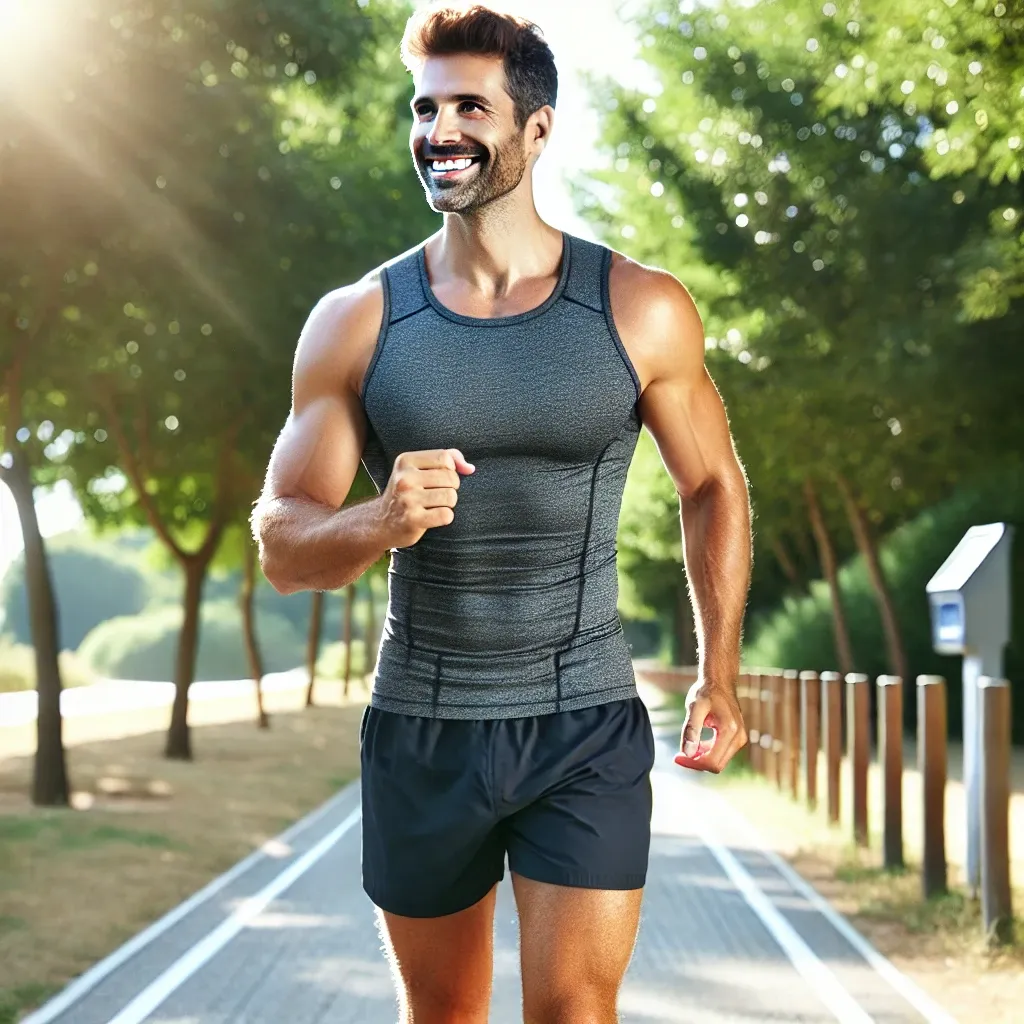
[611,257,752,773]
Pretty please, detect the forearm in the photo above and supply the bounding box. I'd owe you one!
[679,473,752,689]
[252,494,392,595]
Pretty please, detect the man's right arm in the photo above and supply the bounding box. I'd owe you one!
[251,275,475,596]
[250,276,389,595]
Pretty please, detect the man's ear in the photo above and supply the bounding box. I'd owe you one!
[531,105,554,151]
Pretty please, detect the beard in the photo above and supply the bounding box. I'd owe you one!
[415,128,528,214]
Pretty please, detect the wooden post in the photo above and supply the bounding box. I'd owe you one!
[978,677,1013,944]
[877,675,904,869]
[748,670,762,774]
[760,673,773,777]
[800,671,820,810]
[917,675,947,898]
[784,669,801,799]
[771,671,785,790]
[847,673,870,846]
[821,671,842,825]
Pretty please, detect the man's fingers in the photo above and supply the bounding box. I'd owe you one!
[680,696,711,759]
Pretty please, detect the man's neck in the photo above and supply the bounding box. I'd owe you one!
[430,201,563,298]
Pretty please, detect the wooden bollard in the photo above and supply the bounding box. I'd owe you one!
[847,673,870,846]
[978,677,1013,944]
[748,670,762,774]
[877,675,904,869]
[821,671,843,825]
[784,669,801,799]
[771,671,786,790]
[800,671,820,810]
[917,675,947,898]
[759,674,773,778]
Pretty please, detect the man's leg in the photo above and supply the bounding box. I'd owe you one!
[376,884,499,1024]
[513,875,642,1024]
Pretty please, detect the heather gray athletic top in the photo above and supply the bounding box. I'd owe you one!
[358,232,643,720]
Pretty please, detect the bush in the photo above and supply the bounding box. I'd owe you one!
[77,600,305,681]
[0,637,96,693]
[1,534,150,651]
[743,466,1024,740]
[315,640,370,681]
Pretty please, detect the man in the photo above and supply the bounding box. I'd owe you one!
[252,4,751,1022]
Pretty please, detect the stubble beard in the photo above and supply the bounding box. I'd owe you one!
[418,129,528,215]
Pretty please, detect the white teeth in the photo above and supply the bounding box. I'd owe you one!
[430,157,475,173]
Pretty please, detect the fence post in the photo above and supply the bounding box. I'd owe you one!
[759,674,773,778]
[748,670,762,774]
[917,675,947,898]
[800,671,820,811]
[847,673,870,846]
[877,675,904,870]
[771,671,785,790]
[784,669,801,799]
[978,677,1013,945]
[821,671,842,825]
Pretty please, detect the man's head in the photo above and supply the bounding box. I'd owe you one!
[401,4,558,214]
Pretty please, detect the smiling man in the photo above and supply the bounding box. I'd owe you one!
[251,3,751,1021]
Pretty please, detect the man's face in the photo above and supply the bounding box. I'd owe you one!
[410,54,530,214]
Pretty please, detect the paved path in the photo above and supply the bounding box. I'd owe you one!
[22,714,958,1024]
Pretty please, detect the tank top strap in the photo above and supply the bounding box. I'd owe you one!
[383,246,430,324]
[561,234,610,314]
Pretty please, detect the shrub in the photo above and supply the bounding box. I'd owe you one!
[0,637,96,693]
[743,466,1024,739]
[77,600,305,681]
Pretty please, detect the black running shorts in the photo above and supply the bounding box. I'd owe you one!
[358,696,656,918]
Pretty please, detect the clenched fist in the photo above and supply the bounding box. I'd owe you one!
[378,448,475,549]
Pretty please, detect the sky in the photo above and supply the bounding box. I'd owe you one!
[0,0,656,576]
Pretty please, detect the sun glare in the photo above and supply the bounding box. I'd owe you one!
[0,0,64,81]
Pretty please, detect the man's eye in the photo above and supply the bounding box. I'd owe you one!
[459,102,483,113]
[415,106,435,119]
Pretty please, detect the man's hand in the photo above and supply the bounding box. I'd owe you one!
[378,448,475,549]
[674,679,747,774]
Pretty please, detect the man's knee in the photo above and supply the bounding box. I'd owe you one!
[522,985,618,1024]
[399,982,490,1024]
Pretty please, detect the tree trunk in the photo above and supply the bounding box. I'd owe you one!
[305,590,323,707]
[769,533,802,588]
[836,474,908,682]
[804,478,854,676]
[674,569,698,666]
[165,559,207,760]
[240,540,269,729]
[2,449,70,806]
[342,583,354,698]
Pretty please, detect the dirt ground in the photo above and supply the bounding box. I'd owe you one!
[0,680,367,1024]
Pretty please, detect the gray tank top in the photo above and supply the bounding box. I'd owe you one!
[359,232,642,719]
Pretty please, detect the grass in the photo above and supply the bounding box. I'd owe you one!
[0,681,365,1023]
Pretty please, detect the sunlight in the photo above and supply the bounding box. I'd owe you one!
[0,0,66,81]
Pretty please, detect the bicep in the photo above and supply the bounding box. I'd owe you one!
[261,287,379,510]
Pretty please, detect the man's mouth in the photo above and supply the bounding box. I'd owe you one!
[427,155,483,181]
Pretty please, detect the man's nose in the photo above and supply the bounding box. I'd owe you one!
[426,105,461,148]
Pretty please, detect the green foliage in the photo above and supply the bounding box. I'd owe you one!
[315,640,369,681]
[0,534,149,650]
[77,599,304,681]
[0,637,95,693]
[744,465,1024,739]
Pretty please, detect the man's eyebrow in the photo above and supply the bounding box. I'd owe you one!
[410,92,492,108]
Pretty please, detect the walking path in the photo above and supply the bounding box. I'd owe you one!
[20,702,959,1024]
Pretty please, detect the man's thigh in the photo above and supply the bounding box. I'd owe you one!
[377,884,499,1024]
[513,874,643,1022]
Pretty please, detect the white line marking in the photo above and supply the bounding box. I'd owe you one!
[659,768,875,1024]
[20,782,360,1024]
[106,806,362,1024]
[712,794,961,1024]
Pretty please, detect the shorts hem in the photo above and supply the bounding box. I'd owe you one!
[362,870,505,919]
[507,866,648,891]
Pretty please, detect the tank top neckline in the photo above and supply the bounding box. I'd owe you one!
[415,231,572,328]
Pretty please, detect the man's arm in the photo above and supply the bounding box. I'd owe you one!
[250,276,390,595]
[251,274,474,596]
[610,256,752,773]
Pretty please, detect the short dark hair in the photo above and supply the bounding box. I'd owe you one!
[401,4,558,128]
